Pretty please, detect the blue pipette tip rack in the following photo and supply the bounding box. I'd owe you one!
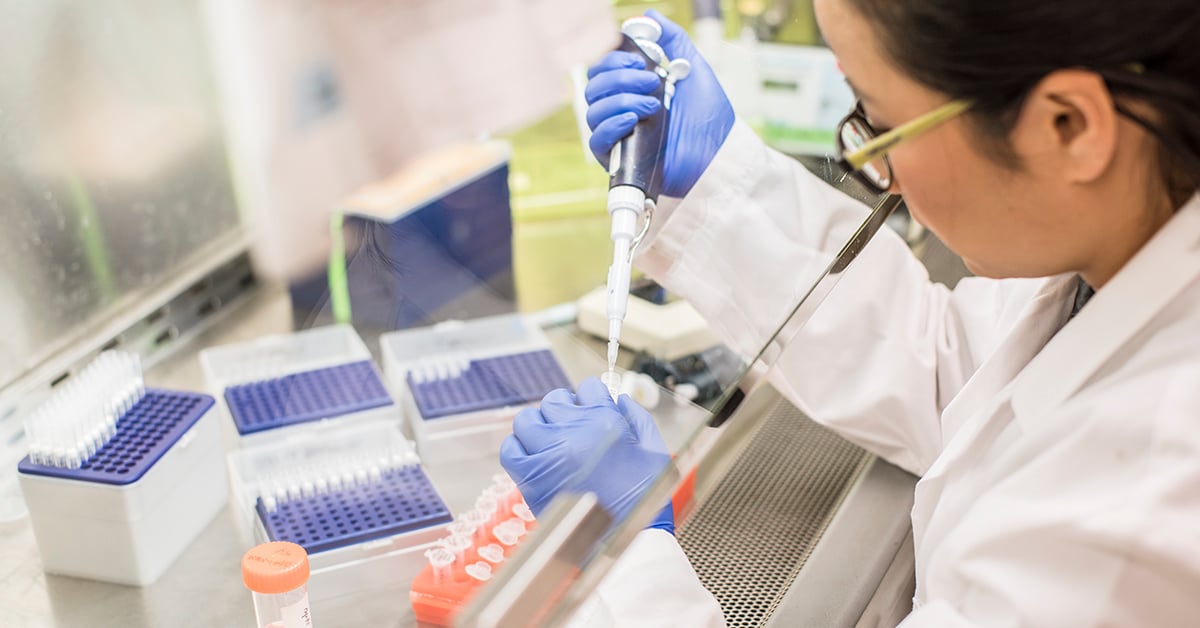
[224,360,393,436]
[256,465,452,555]
[407,349,571,420]
[17,390,215,486]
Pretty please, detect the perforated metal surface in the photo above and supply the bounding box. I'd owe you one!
[677,397,872,627]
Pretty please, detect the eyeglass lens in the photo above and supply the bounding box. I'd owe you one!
[839,117,892,190]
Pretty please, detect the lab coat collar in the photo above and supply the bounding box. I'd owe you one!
[1011,194,1200,425]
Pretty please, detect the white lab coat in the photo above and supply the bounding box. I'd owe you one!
[583,120,1200,627]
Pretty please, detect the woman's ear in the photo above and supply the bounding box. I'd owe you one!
[1008,69,1119,184]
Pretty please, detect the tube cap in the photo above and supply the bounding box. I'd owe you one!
[242,541,310,595]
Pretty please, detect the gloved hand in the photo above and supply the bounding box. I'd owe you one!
[500,377,675,534]
[585,9,735,198]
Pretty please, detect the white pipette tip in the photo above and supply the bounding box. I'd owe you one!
[24,350,145,469]
[601,369,621,399]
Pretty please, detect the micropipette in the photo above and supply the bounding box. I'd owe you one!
[604,17,691,395]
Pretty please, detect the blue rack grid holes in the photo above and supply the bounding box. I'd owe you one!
[224,360,394,435]
[407,349,571,420]
[17,390,215,486]
[256,465,452,555]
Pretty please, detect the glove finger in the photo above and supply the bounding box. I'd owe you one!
[587,51,647,79]
[539,388,580,424]
[646,9,697,61]
[499,433,530,475]
[511,406,559,453]
[589,113,638,165]
[586,94,661,133]
[618,394,668,452]
[584,68,661,105]
[502,448,566,518]
[576,377,615,408]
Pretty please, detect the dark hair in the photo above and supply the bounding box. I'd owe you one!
[847,0,1200,208]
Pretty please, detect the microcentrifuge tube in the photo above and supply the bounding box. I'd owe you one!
[465,561,493,582]
[477,544,505,564]
[491,473,517,491]
[448,521,477,539]
[462,509,493,543]
[512,503,535,524]
[485,484,518,512]
[493,522,522,547]
[424,547,455,585]
[475,496,500,525]
[439,534,471,565]
[503,518,528,537]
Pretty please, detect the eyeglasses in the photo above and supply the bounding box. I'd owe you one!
[837,99,972,192]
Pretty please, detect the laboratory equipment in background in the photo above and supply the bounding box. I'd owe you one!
[243,541,315,628]
[577,279,718,362]
[688,1,855,157]
[17,351,226,586]
[410,474,536,626]
[203,0,617,282]
[751,44,856,156]
[380,313,573,463]
[603,16,692,394]
[199,325,397,449]
[289,141,515,333]
[226,420,452,605]
[632,344,745,406]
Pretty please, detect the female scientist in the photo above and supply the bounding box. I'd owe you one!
[500,0,1200,625]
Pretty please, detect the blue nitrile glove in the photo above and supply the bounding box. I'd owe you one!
[500,377,675,534]
[585,9,735,198]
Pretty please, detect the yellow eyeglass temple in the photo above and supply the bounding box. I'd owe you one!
[844,100,972,170]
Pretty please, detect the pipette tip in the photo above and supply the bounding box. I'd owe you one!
[600,369,621,399]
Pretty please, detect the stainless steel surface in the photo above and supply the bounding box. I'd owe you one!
[853,534,916,628]
[676,387,882,627]
[762,457,915,628]
[0,0,243,392]
[458,493,612,628]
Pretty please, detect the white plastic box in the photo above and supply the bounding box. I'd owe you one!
[226,419,452,602]
[380,313,574,462]
[17,392,226,586]
[199,324,399,449]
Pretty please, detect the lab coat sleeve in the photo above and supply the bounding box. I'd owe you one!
[637,120,1043,476]
[899,365,1200,627]
[573,529,726,628]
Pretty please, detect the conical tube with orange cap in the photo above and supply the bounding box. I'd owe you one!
[242,541,315,628]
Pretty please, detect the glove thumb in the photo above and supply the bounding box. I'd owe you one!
[646,9,699,63]
[617,394,665,451]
